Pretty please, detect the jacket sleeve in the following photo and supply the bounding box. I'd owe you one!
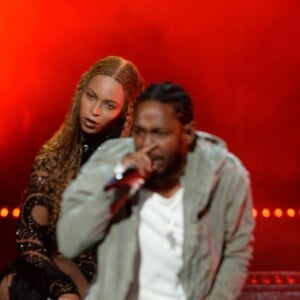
[206,161,255,300]
[16,155,79,299]
[57,140,131,259]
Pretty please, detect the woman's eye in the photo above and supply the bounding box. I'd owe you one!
[105,102,116,110]
[87,91,96,99]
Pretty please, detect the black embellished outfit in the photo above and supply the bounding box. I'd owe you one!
[0,134,107,300]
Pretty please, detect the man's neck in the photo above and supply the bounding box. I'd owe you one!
[146,178,181,198]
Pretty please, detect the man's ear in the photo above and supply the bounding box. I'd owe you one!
[183,121,196,146]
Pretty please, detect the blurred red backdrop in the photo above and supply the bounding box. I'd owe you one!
[0,0,299,271]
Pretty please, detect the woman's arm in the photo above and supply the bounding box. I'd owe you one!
[16,156,80,299]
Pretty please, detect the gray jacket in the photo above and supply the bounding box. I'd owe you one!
[57,131,255,300]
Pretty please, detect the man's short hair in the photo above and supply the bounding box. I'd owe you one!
[137,82,194,125]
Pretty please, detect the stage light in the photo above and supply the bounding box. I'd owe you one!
[274,275,283,284]
[250,278,258,284]
[2,205,300,220]
[262,208,271,218]
[287,277,295,284]
[274,208,283,218]
[0,207,9,217]
[12,207,20,218]
[287,208,295,218]
[262,276,271,284]
[252,208,258,218]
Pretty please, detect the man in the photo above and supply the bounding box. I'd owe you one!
[57,82,255,300]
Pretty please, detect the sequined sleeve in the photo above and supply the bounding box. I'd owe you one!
[15,155,79,299]
[73,244,97,283]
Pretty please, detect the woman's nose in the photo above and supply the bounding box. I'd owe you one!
[91,102,101,116]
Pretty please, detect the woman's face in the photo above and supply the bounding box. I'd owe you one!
[79,74,125,135]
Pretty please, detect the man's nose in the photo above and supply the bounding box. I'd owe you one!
[143,133,154,146]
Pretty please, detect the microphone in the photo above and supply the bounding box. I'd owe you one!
[104,167,148,192]
[105,167,152,216]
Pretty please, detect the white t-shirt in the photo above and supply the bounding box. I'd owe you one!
[137,187,186,300]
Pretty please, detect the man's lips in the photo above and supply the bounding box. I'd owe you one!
[150,156,164,167]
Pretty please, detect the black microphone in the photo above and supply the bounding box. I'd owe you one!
[104,167,147,192]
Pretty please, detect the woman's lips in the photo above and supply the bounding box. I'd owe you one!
[84,118,98,128]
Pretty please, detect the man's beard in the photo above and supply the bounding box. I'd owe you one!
[147,152,186,186]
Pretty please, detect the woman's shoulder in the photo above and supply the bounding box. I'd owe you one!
[32,147,60,171]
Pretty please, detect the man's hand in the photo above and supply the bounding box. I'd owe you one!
[122,143,157,177]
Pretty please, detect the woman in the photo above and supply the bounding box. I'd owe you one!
[0,56,144,300]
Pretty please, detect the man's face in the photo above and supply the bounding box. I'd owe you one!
[132,100,189,181]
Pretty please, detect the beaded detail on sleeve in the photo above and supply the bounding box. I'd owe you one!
[15,152,79,298]
[73,244,97,283]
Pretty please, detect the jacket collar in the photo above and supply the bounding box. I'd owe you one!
[181,131,228,221]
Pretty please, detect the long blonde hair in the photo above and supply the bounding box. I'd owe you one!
[33,56,144,228]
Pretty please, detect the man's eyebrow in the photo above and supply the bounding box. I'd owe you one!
[132,124,144,129]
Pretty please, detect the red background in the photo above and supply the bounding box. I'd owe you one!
[0,0,299,271]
